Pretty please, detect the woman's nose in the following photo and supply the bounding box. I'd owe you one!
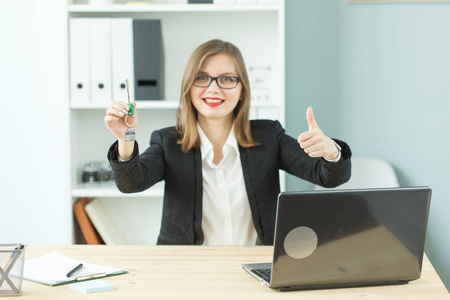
[207,78,221,92]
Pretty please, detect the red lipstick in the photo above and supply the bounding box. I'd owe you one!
[203,97,224,107]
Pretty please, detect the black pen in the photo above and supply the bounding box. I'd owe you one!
[66,263,83,278]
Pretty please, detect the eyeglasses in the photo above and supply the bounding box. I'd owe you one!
[192,74,241,89]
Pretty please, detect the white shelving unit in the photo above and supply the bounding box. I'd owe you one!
[69,4,280,12]
[68,0,285,244]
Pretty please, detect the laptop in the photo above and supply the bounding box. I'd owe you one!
[242,187,432,291]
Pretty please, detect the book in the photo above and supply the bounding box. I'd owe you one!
[23,251,127,286]
[73,198,104,245]
[84,198,127,245]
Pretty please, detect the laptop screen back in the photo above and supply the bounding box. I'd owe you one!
[270,187,431,289]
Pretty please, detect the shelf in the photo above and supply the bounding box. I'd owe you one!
[72,181,164,198]
[68,4,280,13]
[70,100,279,109]
[70,100,179,109]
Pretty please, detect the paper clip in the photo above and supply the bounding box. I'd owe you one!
[75,272,107,281]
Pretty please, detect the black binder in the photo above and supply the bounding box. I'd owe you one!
[133,19,164,100]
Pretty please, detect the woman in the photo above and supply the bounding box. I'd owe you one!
[105,39,351,246]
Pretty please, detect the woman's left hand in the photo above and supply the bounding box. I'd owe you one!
[297,107,339,160]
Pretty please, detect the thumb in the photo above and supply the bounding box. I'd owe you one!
[306,106,318,130]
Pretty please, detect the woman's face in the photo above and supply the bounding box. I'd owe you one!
[190,53,242,124]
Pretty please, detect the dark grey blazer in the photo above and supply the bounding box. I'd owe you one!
[108,120,351,245]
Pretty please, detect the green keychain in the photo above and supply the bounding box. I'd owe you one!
[128,102,134,116]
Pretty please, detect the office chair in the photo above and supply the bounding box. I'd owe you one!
[315,156,399,190]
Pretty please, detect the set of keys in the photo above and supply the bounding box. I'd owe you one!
[124,79,136,142]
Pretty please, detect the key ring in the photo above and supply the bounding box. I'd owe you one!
[125,115,135,127]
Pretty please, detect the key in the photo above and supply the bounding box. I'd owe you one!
[126,79,133,116]
[124,78,136,142]
[124,127,136,142]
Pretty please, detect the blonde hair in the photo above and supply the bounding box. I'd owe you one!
[176,39,259,153]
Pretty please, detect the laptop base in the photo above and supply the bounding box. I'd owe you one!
[242,263,410,292]
[278,280,410,292]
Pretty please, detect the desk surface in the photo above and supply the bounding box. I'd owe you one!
[20,245,449,299]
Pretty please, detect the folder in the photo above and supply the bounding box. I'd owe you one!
[84,198,127,245]
[111,18,135,103]
[69,18,90,103]
[257,107,278,120]
[249,107,258,120]
[23,252,127,286]
[133,19,164,100]
[73,198,104,245]
[89,18,112,105]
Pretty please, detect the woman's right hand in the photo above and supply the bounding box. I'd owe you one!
[104,101,138,140]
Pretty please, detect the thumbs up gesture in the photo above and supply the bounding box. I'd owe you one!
[297,107,340,160]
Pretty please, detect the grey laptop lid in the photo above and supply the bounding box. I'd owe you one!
[243,187,431,291]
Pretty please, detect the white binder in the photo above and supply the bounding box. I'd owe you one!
[69,18,90,103]
[257,107,278,120]
[89,18,112,105]
[111,18,135,103]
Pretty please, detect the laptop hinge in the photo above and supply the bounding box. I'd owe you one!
[278,280,409,292]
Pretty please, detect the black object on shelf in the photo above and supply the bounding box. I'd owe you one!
[188,0,214,3]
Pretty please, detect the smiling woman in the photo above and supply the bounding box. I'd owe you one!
[189,53,243,143]
[176,40,255,153]
[104,39,352,247]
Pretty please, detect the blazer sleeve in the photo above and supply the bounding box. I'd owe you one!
[107,130,166,193]
[274,120,352,188]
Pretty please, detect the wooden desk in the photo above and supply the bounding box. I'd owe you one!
[20,245,449,299]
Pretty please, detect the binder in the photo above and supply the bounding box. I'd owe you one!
[69,18,90,103]
[257,107,278,120]
[133,19,164,100]
[89,18,112,105]
[84,198,127,245]
[111,18,135,103]
[73,198,104,245]
[249,107,258,120]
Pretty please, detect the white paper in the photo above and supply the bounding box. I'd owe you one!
[23,251,123,285]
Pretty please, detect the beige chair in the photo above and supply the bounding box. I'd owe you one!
[315,156,399,190]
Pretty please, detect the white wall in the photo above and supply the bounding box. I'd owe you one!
[0,1,71,244]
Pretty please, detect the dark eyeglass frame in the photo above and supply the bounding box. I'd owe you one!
[192,75,241,89]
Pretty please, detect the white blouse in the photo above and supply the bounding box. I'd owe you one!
[198,124,258,246]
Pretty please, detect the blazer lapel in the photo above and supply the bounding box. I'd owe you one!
[193,147,204,245]
[239,146,266,243]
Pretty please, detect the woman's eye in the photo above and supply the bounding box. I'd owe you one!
[196,75,208,81]
[220,76,234,82]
